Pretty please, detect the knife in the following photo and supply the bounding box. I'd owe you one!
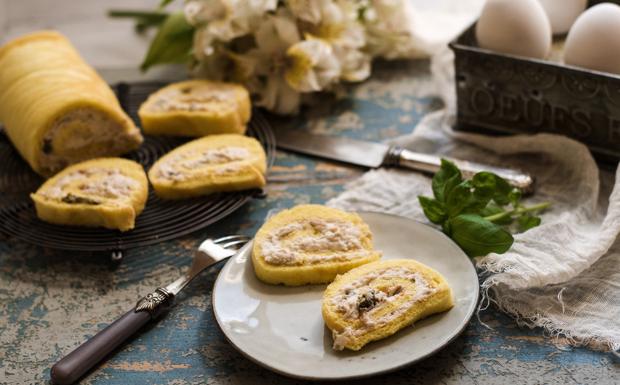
[273,127,534,193]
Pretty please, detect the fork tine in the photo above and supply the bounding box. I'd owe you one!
[214,234,250,244]
[219,239,250,250]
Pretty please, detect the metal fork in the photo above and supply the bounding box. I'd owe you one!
[50,235,251,385]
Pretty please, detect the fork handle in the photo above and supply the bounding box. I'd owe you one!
[50,288,174,385]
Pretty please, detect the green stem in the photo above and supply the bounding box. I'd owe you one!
[108,10,168,19]
[484,202,551,223]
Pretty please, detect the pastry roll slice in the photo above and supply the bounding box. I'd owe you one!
[30,158,148,231]
[148,134,266,199]
[0,31,143,177]
[322,259,454,351]
[138,80,251,137]
[252,205,382,286]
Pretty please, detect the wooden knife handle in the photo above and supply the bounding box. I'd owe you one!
[50,288,173,384]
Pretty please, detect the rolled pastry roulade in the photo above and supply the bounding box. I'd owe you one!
[30,158,148,231]
[138,80,251,137]
[322,259,454,351]
[148,134,266,199]
[0,31,143,176]
[252,204,382,286]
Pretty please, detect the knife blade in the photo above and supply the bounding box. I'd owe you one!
[273,126,534,192]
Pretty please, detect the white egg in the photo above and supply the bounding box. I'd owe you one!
[538,0,587,34]
[564,3,620,75]
[476,0,552,59]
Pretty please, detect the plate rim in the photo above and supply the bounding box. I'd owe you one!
[212,210,480,381]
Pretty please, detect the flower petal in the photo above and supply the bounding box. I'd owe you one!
[285,38,341,92]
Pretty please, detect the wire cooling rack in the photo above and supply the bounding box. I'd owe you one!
[0,81,275,259]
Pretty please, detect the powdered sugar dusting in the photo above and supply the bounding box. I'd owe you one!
[42,168,138,204]
[260,218,372,265]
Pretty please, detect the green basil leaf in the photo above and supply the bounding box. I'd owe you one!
[508,188,522,207]
[160,0,175,7]
[479,201,503,217]
[432,159,462,204]
[473,171,514,206]
[141,11,194,71]
[442,220,452,236]
[418,196,446,225]
[446,181,473,217]
[448,214,514,257]
[480,201,513,225]
[472,172,497,197]
[447,179,495,217]
[492,175,513,206]
[518,215,541,232]
[472,172,496,188]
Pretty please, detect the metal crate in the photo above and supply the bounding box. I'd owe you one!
[449,1,620,163]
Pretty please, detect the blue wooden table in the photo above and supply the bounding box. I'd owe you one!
[1,60,618,384]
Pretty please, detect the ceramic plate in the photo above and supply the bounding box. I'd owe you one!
[212,211,479,380]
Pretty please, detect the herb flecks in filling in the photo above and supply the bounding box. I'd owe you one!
[42,138,53,154]
[42,168,137,207]
[151,86,238,113]
[357,289,382,313]
[157,146,250,182]
[61,193,100,205]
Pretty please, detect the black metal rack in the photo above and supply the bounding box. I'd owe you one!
[0,81,276,259]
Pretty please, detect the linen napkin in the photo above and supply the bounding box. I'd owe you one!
[329,4,620,351]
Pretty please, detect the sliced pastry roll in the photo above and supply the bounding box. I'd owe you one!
[30,158,148,231]
[252,205,382,286]
[322,259,454,351]
[148,134,266,199]
[138,80,251,137]
[0,31,143,177]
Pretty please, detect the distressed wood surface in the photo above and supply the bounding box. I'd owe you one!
[1,60,619,385]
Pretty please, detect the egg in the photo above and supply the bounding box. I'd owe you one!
[538,0,587,34]
[564,3,620,75]
[476,0,552,59]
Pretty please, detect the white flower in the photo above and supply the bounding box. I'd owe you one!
[292,0,370,82]
[363,0,424,59]
[190,44,257,84]
[314,20,370,82]
[184,0,227,25]
[285,37,341,92]
[190,45,229,80]
[246,11,303,114]
[286,0,342,25]
[186,0,277,57]
[336,47,370,82]
[182,0,422,114]
[261,76,302,116]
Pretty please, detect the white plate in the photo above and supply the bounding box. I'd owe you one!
[212,211,479,380]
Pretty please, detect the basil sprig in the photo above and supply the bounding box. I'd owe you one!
[418,159,550,258]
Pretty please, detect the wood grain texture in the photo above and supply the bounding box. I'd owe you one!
[1,60,618,385]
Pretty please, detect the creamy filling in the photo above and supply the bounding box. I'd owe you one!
[157,146,250,182]
[149,86,238,112]
[40,108,141,176]
[41,167,138,206]
[330,267,435,350]
[261,218,371,266]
